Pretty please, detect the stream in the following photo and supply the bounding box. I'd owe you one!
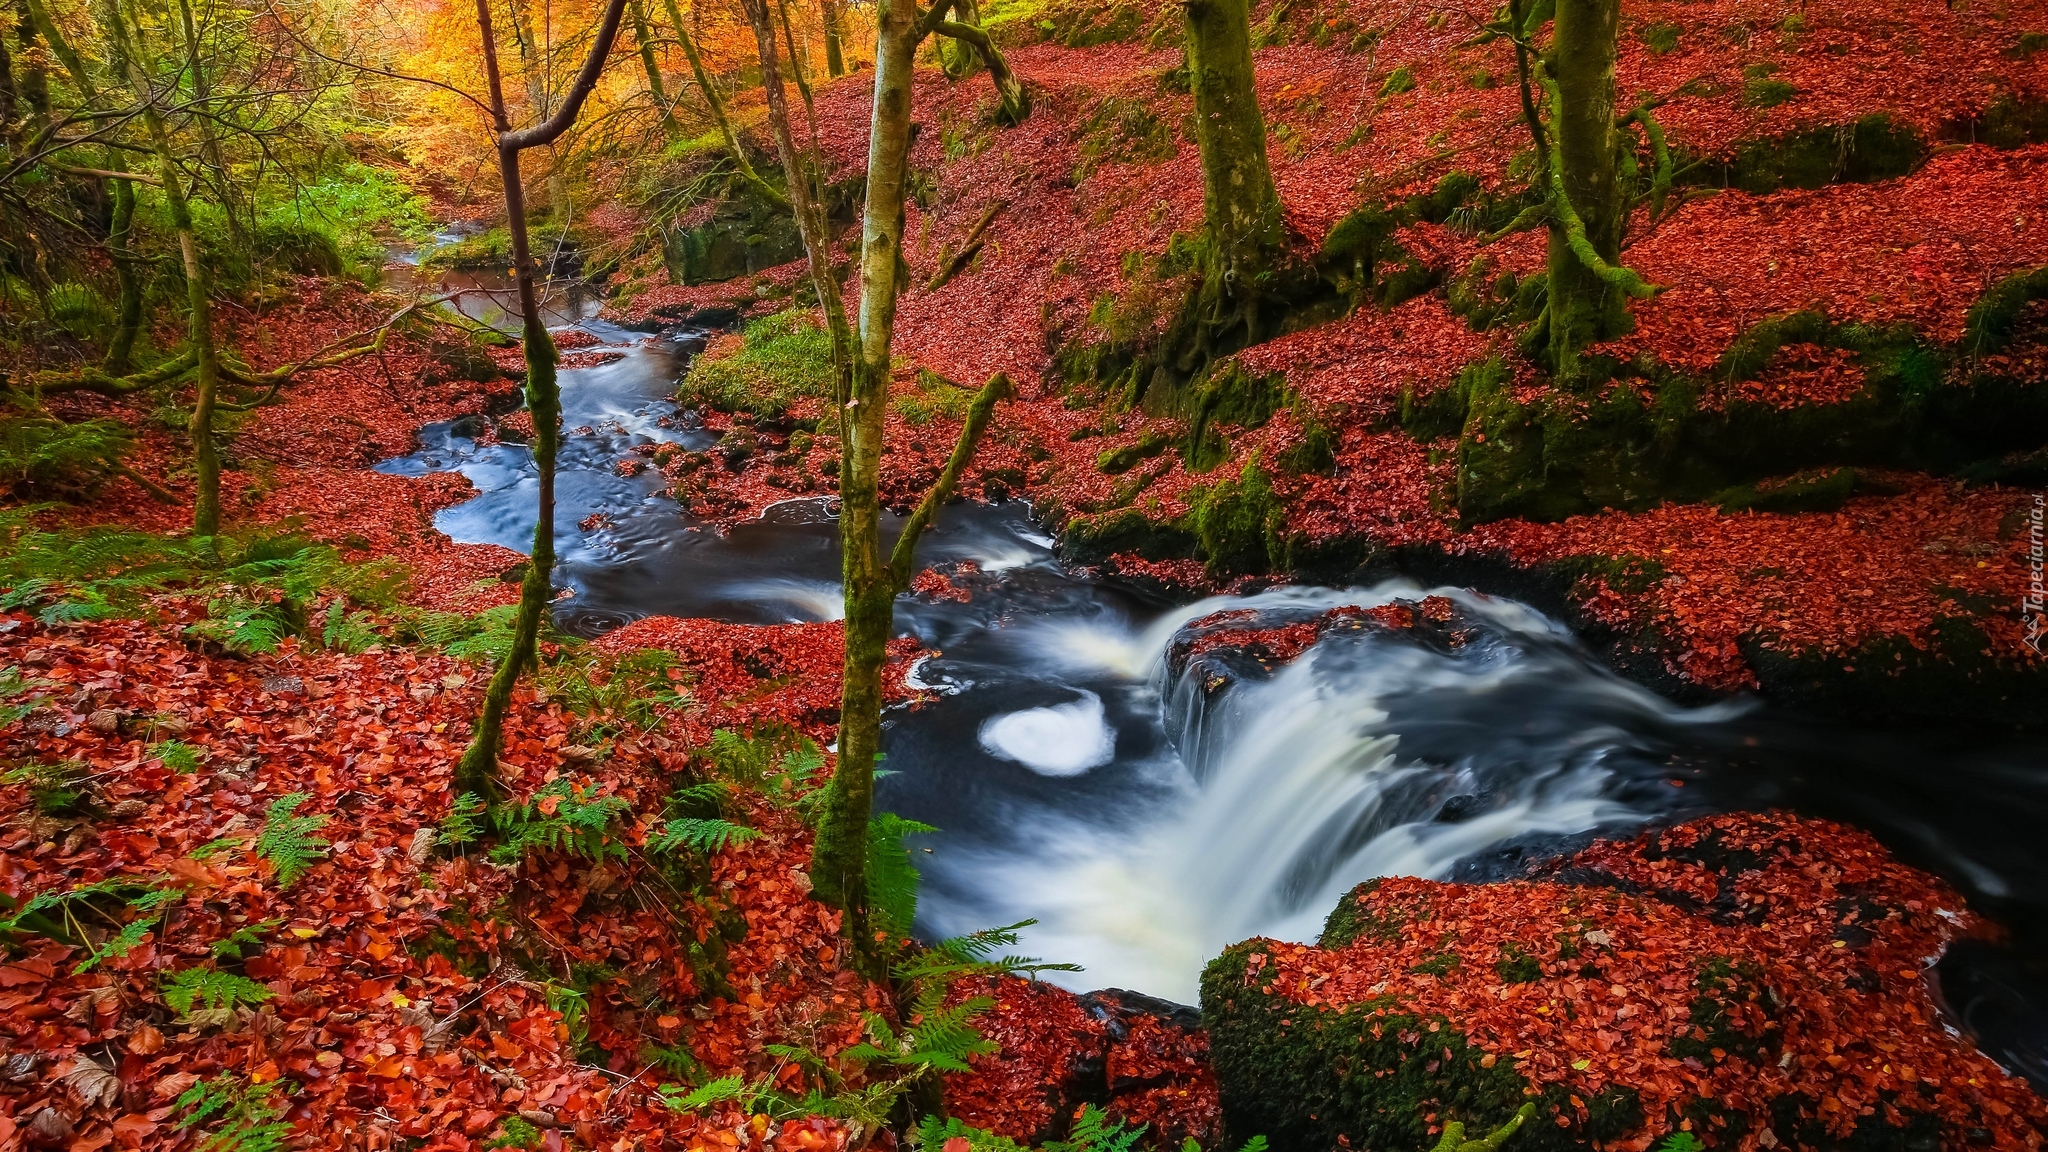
[376,257,2048,1086]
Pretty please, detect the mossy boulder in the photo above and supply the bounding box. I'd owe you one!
[663,181,804,285]
[1201,814,2048,1151]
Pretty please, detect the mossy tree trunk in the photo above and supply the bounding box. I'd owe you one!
[97,0,225,536]
[1542,0,1627,376]
[933,4,1031,125]
[744,0,1016,961]
[454,0,629,801]
[1184,0,1284,359]
[822,0,846,75]
[629,0,683,139]
[21,0,144,374]
[665,0,791,211]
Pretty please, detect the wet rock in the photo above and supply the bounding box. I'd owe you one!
[1165,595,1478,696]
[1203,813,2047,1152]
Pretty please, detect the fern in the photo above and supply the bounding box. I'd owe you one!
[3,758,94,816]
[867,812,936,940]
[148,739,204,773]
[210,918,281,960]
[657,1074,752,1114]
[161,968,276,1018]
[841,986,999,1075]
[438,791,486,847]
[894,919,1084,985]
[0,665,49,726]
[1653,1136,1706,1152]
[641,1041,706,1081]
[647,816,760,856]
[1045,1107,1146,1152]
[255,792,330,886]
[915,1116,1027,1152]
[320,601,383,653]
[186,596,295,654]
[412,603,522,660]
[1,876,179,972]
[488,779,633,864]
[174,1073,295,1152]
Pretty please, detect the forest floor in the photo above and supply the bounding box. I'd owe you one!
[5,0,2048,1143]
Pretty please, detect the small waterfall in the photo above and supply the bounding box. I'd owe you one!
[914,582,1741,1004]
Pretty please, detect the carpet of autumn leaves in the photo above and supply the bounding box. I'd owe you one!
[1212,813,2047,1149]
[636,0,2047,699]
[0,602,919,1152]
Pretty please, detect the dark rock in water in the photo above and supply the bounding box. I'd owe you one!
[1165,594,1479,697]
[1202,813,2048,1152]
[448,413,487,440]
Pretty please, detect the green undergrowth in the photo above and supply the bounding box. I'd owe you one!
[679,309,836,417]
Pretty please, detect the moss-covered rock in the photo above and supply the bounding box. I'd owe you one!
[1201,814,2048,1151]
[662,180,804,285]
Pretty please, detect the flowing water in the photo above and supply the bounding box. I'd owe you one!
[375,259,2048,1085]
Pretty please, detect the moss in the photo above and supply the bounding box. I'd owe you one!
[1704,114,1926,194]
[1318,880,1405,947]
[1638,20,1680,53]
[1712,466,1860,514]
[1097,429,1173,474]
[252,219,345,277]
[1378,66,1417,98]
[1184,456,1285,576]
[421,226,513,271]
[1075,96,1178,180]
[1202,941,1559,1152]
[1965,264,2048,355]
[679,310,835,417]
[894,369,977,425]
[664,178,803,285]
[1669,957,1779,1066]
[1980,92,2048,149]
[1059,506,1197,564]
[1495,943,1543,984]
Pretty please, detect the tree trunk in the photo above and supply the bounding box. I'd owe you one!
[934,13,1029,125]
[172,0,247,249]
[20,0,142,373]
[629,0,682,139]
[1183,0,1283,358]
[1543,0,1627,376]
[455,0,629,800]
[822,0,846,76]
[665,0,790,210]
[97,0,225,536]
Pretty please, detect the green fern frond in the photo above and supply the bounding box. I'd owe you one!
[161,968,275,1018]
[438,792,486,847]
[255,792,330,886]
[148,739,204,773]
[1047,1106,1147,1152]
[210,918,282,960]
[173,1073,295,1152]
[185,597,294,654]
[867,812,936,940]
[647,817,760,857]
[488,779,633,864]
[320,601,384,653]
[916,1115,1027,1152]
[657,1074,750,1114]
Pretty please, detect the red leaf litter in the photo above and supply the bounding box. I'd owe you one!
[943,978,1221,1147]
[1233,813,2046,1150]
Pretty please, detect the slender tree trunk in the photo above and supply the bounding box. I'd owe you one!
[1184,0,1283,351]
[1543,0,1627,375]
[821,0,846,76]
[746,0,921,947]
[22,0,143,372]
[665,0,789,209]
[171,0,247,250]
[455,0,629,799]
[629,0,681,138]
[934,13,1028,125]
[98,0,225,535]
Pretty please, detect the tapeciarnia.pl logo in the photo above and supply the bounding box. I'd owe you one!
[2027,494,2046,656]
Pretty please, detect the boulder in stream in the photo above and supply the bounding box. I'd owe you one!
[1202,813,2047,1151]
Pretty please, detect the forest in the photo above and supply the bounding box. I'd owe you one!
[0,0,2044,1142]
